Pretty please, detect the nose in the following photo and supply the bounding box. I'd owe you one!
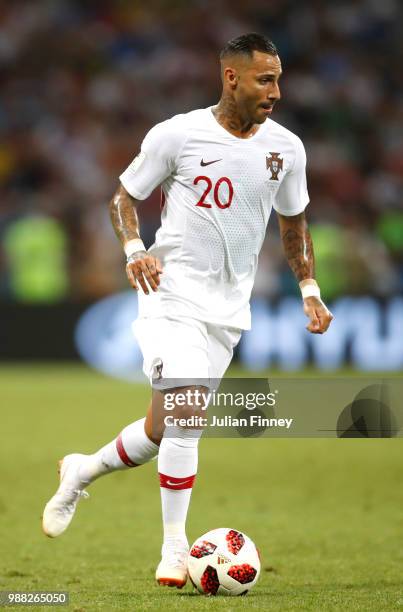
[269,82,281,102]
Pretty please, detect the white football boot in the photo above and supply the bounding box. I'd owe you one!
[42,454,90,537]
[155,539,189,588]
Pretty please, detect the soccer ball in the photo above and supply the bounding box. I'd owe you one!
[188,528,261,596]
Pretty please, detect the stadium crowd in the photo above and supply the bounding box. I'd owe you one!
[0,0,402,303]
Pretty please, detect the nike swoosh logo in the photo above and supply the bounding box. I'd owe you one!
[200,158,222,166]
[166,479,191,486]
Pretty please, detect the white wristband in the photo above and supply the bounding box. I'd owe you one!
[124,239,146,258]
[300,279,321,299]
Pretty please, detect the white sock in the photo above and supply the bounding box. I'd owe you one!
[158,426,202,553]
[79,417,159,483]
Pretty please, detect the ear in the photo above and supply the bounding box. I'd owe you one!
[223,67,238,90]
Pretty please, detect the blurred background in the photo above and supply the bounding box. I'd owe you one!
[2,5,403,605]
[1,0,402,373]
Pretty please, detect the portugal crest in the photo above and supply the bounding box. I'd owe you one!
[266,152,283,180]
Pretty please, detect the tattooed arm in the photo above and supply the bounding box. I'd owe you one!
[109,184,162,294]
[277,211,333,334]
[277,211,314,281]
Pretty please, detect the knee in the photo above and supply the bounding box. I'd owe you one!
[162,426,203,448]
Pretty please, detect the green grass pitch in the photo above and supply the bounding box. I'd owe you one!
[1,364,403,611]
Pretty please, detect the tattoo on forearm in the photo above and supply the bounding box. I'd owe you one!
[109,185,140,246]
[280,217,315,281]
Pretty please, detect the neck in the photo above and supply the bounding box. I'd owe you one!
[213,94,259,139]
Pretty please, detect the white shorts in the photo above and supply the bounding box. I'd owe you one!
[132,316,242,389]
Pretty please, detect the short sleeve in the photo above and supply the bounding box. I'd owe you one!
[273,136,309,216]
[119,120,184,200]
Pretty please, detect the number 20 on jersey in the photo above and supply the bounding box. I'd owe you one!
[194,176,234,209]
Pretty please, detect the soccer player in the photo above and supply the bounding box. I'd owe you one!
[42,33,333,587]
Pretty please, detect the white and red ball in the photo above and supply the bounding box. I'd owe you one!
[188,528,261,596]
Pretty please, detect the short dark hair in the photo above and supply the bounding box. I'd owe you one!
[220,33,278,60]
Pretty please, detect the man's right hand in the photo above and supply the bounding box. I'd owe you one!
[126,252,163,294]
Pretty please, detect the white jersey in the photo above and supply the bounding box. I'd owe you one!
[120,106,309,330]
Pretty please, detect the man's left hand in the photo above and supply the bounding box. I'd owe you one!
[303,296,333,334]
